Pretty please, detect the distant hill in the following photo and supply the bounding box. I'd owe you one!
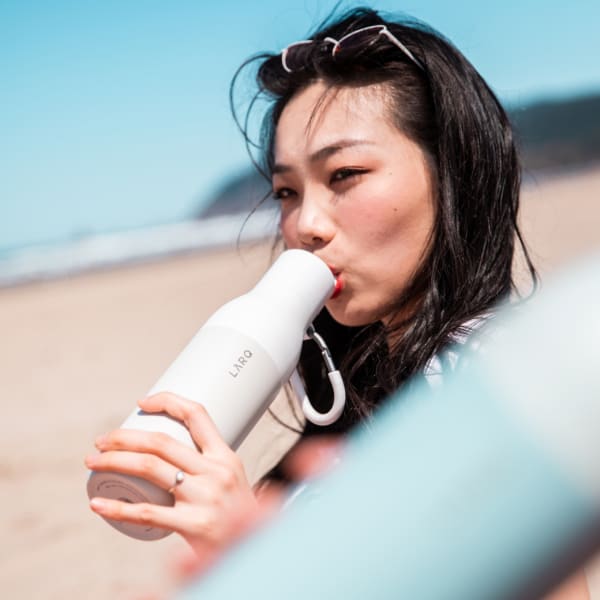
[199,169,272,219]
[199,91,600,219]
[509,92,600,173]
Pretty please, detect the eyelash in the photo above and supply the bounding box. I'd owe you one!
[272,188,295,201]
[330,167,368,184]
[272,167,368,201]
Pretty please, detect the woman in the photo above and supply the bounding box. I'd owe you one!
[85,7,589,598]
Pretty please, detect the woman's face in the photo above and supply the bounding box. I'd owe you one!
[273,81,436,327]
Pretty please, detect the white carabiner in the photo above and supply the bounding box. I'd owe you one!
[289,326,346,426]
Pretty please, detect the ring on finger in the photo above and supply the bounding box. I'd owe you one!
[168,469,186,494]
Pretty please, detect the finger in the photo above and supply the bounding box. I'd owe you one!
[139,393,231,456]
[94,428,203,475]
[89,495,217,540]
[86,449,238,504]
[85,450,183,492]
[89,496,179,531]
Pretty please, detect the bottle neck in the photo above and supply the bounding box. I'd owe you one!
[252,250,334,330]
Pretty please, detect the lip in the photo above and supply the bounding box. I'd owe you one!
[331,277,344,299]
[327,265,344,299]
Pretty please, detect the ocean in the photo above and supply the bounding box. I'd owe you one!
[0,210,279,288]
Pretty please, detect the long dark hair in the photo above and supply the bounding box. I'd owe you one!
[230,7,537,435]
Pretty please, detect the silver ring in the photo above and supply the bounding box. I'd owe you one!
[168,469,185,494]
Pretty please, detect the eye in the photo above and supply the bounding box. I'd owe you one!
[272,187,296,201]
[330,167,368,184]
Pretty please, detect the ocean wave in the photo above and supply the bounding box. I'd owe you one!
[0,212,279,288]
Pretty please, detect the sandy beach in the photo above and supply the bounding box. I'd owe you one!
[1,167,600,599]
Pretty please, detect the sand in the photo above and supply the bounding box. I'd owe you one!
[1,167,599,599]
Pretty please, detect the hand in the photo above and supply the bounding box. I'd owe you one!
[173,434,345,581]
[85,392,259,559]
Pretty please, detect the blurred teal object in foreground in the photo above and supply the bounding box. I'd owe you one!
[178,254,600,600]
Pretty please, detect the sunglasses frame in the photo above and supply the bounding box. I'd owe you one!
[281,24,423,74]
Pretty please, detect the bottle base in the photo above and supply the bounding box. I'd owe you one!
[87,471,174,540]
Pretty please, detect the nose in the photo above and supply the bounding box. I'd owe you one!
[294,193,336,249]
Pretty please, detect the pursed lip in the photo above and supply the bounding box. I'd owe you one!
[326,263,340,276]
[326,264,344,298]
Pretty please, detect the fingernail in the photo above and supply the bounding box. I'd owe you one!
[90,497,107,512]
[95,435,107,448]
[85,454,98,467]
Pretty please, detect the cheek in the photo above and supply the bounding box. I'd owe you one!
[279,209,297,247]
[356,180,435,250]
[338,201,401,248]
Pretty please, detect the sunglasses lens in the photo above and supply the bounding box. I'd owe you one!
[335,26,382,55]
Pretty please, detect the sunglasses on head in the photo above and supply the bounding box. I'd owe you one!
[281,24,423,74]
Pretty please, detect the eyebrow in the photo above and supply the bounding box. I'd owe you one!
[272,139,376,175]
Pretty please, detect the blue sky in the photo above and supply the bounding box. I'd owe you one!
[1,0,599,252]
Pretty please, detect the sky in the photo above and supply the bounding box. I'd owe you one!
[1,0,599,253]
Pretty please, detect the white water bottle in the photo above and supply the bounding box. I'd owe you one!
[87,249,336,540]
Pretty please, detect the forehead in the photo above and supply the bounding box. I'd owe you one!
[274,82,397,157]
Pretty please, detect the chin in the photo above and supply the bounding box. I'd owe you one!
[325,302,379,328]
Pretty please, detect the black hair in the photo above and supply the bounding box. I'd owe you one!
[230,6,537,436]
